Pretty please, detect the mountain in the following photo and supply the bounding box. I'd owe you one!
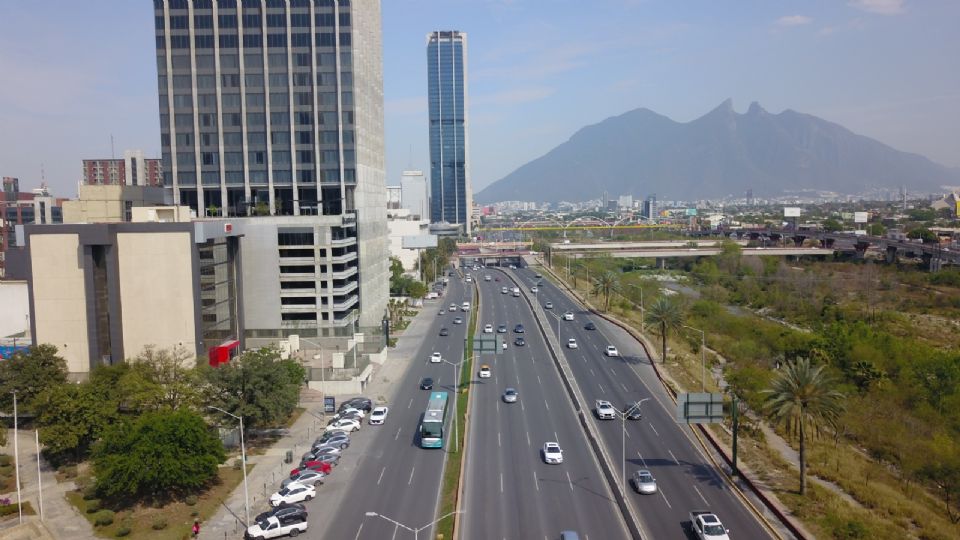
[475,100,960,203]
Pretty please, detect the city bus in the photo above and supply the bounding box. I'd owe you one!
[420,391,449,448]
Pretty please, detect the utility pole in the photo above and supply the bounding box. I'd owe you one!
[12,392,22,524]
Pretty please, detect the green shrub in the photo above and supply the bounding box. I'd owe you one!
[0,455,11,466]
[114,527,131,537]
[93,510,115,526]
[58,465,78,478]
[190,510,199,517]
[0,503,20,517]
[233,458,243,470]
[85,499,101,513]
[151,517,168,530]
[82,485,98,500]
[184,494,198,506]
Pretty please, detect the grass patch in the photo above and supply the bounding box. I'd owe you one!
[0,501,37,521]
[66,466,244,539]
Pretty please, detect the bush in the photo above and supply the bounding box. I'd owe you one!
[82,485,98,500]
[58,465,78,478]
[85,499,101,513]
[184,494,198,506]
[0,455,11,467]
[152,517,168,530]
[114,527,131,537]
[190,510,199,517]
[0,503,21,517]
[93,510,115,526]
[233,458,243,470]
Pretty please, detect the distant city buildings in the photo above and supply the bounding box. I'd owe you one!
[386,185,402,209]
[427,30,471,234]
[400,170,428,219]
[1,178,64,278]
[643,194,658,221]
[82,150,163,187]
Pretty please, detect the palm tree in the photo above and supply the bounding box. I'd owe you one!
[591,271,620,311]
[764,358,845,495]
[644,296,684,363]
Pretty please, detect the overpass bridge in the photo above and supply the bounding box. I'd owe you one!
[546,241,833,267]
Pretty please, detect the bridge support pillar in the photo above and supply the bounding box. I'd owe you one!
[655,257,666,269]
[885,246,898,265]
[923,254,943,272]
[822,238,835,249]
[854,241,870,260]
[792,235,806,248]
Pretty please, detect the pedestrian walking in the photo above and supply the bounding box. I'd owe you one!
[192,519,200,538]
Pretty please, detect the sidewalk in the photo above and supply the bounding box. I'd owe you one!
[201,299,440,538]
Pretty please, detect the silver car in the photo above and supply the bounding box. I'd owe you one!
[631,469,657,494]
[282,469,326,488]
[502,388,518,403]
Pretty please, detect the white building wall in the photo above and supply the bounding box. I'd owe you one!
[400,170,428,219]
[0,281,29,338]
[388,217,430,271]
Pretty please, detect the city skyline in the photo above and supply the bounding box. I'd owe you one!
[1,1,959,198]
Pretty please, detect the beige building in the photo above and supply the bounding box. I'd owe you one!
[61,185,173,224]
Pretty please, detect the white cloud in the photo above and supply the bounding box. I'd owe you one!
[849,0,905,15]
[776,15,813,26]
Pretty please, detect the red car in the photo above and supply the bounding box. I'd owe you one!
[290,461,332,476]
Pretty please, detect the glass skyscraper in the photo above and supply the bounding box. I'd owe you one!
[426,30,471,233]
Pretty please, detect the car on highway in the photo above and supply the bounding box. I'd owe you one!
[449,303,458,312]
[282,470,326,489]
[368,406,389,425]
[559,532,580,540]
[420,377,434,390]
[567,338,578,349]
[439,327,449,336]
[289,460,332,477]
[438,310,445,317]
[461,302,471,311]
[501,286,509,294]
[497,324,507,333]
[269,482,315,507]
[689,511,730,540]
[325,418,361,433]
[339,397,373,412]
[502,388,518,403]
[514,337,526,346]
[531,286,538,293]
[542,442,564,464]
[631,469,657,494]
[430,352,443,363]
[254,503,307,527]
[584,321,597,330]
[624,402,643,420]
[245,515,307,539]
[605,345,620,357]
[453,317,463,324]
[514,324,525,333]
[595,400,616,420]
[563,311,575,321]
[484,324,493,333]
[478,364,491,378]
[484,275,492,281]
[465,276,472,283]
[544,301,554,309]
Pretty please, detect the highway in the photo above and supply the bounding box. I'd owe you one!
[316,269,471,540]
[508,264,776,539]
[459,270,628,540]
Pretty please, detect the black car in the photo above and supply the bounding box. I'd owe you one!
[254,503,307,525]
[497,325,507,333]
[514,324,525,333]
[439,327,449,336]
[514,337,526,346]
[584,321,597,331]
[420,377,434,390]
[339,397,373,413]
[624,402,643,420]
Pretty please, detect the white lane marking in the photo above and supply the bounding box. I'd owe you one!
[624,429,631,439]
[534,470,540,491]
[668,449,680,466]
[598,383,605,394]
[537,374,542,385]
[590,368,596,377]
[408,398,413,409]
[566,470,574,491]
[554,431,559,443]
[377,466,386,485]
[526,431,531,446]
[496,400,500,413]
[500,473,504,493]
[545,399,550,411]
[498,432,501,447]
[621,383,629,392]
[394,427,401,441]
[660,488,673,509]
[694,485,709,506]
[649,423,659,437]
[391,523,399,540]
[408,467,416,485]
[637,450,647,467]
[353,523,363,540]
[520,399,525,411]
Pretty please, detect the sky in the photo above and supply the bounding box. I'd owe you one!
[1,0,958,198]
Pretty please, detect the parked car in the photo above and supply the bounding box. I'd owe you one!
[254,504,307,527]
[439,327,449,336]
[420,377,434,390]
[325,418,361,433]
[282,470,326,489]
[301,447,340,464]
[514,337,526,346]
[430,352,443,363]
[478,364,491,378]
[567,338,578,349]
[595,400,616,420]
[605,345,620,357]
[339,397,372,412]
[313,431,350,448]
[368,406,389,425]
[542,442,564,464]
[331,406,365,420]
[631,469,658,494]
[289,460,332,477]
[269,482,315,507]
[245,515,307,539]
[563,311,575,321]
[584,321,597,330]
[502,388,518,403]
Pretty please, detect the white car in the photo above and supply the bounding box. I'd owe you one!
[631,469,658,494]
[563,311,575,321]
[605,345,620,357]
[542,442,564,464]
[461,302,471,311]
[325,418,361,433]
[484,275,492,281]
[595,400,616,420]
[269,482,316,507]
[567,338,578,349]
[465,276,472,283]
[368,406,389,425]
[544,301,554,309]
[449,304,458,312]
[484,324,493,333]
[430,352,442,363]
[501,287,509,294]
[338,407,365,419]
[531,286,538,293]
[246,516,308,539]
[478,364,491,378]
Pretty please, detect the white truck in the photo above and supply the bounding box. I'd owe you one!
[512,287,520,297]
[689,511,730,540]
[245,516,307,539]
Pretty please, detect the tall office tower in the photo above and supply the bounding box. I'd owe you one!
[154,0,387,328]
[643,194,658,221]
[426,30,471,234]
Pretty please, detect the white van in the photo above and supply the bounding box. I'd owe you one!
[461,302,471,311]
[512,287,520,297]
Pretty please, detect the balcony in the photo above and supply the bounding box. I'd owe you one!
[332,295,359,311]
[330,266,358,279]
[331,235,356,248]
[277,256,316,265]
[329,251,357,264]
[330,281,358,295]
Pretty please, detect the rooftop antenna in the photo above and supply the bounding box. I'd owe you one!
[408,144,413,169]
[110,134,115,159]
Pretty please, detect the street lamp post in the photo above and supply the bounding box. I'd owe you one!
[683,325,707,392]
[298,337,328,405]
[364,510,463,540]
[209,406,250,527]
[610,399,650,493]
[440,356,469,453]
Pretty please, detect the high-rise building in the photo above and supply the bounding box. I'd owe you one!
[153,0,387,329]
[426,30,471,234]
[82,150,163,187]
[643,194,658,221]
[400,169,427,219]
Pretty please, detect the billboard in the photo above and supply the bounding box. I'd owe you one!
[783,207,801,218]
[956,200,960,218]
[402,235,439,249]
[854,212,868,224]
[685,208,698,216]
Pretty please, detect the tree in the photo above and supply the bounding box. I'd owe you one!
[202,347,306,428]
[125,345,202,412]
[764,358,845,495]
[907,227,937,244]
[34,383,115,464]
[0,344,68,412]
[644,297,685,363]
[591,271,620,311]
[866,222,886,236]
[821,218,843,232]
[92,409,225,500]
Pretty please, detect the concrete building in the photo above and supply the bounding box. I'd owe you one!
[643,194,658,221]
[1,179,64,278]
[618,194,633,209]
[400,169,427,219]
[386,185,402,209]
[426,31,471,234]
[62,185,173,224]
[387,208,430,271]
[82,150,163,187]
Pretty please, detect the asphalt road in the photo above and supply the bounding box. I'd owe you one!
[510,265,775,540]
[459,270,629,540]
[305,270,471,540]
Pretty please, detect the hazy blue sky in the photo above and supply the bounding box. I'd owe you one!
[1,0,957,197]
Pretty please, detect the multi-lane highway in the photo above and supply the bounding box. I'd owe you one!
[460,269,628,540]
[508,264,775,539]
[318,269,472,540]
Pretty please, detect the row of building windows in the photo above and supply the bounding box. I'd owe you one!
[159,51,347,72]
[160,32,350,49]
[171,168,353,186]
[157,0,349,10]
[163,110,356,131]
[174,149,351,166]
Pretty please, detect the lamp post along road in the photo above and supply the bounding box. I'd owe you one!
[12,392,22,524]
[364,510,463,540]
[209,406,250,526]
[611,399,650,493]
[441,357,468,453]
